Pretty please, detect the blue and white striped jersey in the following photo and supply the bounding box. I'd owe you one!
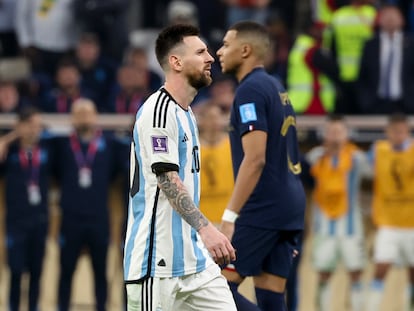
[123,88,214,282]
[307,146,367,237]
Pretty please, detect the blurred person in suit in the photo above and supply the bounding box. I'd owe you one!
[357,4,414,114]
[54,98,126,311]
[0,106,55,311]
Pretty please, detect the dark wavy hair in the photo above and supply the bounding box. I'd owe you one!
[155,24,200,69]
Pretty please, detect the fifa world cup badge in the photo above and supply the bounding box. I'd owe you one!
[28,183,41,205]
[79,167,92,188]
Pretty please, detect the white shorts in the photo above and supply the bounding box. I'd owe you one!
[126,264,237,311]
[373,227,414,266]
[312,234,366,272]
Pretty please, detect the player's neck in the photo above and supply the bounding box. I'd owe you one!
[76,128,97,141]
[324,143,344,156]
[163,77,197,110]
[20,137,38,150]
[236,62,264,82]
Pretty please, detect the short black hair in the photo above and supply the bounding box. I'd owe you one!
[78,32,100,45]
[56,58,79,73]
[18,105,40,123]
[228,21,270,59]
[327,114,345,122]
[155,24,200,69]
[230,20,267,34]
[388,112,408,125]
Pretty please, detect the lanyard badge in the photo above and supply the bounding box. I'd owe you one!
[28,183,41,205]
[78,167,92,188]
[19,147,42,205]
[70,131,101,189]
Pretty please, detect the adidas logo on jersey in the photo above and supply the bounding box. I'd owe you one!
[182,133,189,143]
[157,259,166,267]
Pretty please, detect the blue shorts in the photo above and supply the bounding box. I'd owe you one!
[230,225,302,279]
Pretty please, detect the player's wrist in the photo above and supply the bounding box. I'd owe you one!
[221,209,239,223]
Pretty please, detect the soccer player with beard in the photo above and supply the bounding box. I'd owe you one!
[123,24,237,311]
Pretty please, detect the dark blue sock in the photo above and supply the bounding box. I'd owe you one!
[255,287,287,311]
[228,282,261,311]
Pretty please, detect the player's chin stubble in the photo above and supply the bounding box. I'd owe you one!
[188,72,212,90]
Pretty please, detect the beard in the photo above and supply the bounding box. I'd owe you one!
[187,70,212,90]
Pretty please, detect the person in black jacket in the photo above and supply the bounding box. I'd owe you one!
[54,98,126,311]
[0,106,55,311]
[357,4,414,114]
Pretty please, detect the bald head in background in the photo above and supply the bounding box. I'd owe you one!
[71,98,98,138]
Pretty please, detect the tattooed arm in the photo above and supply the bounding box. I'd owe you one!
[156,171,208,231]
[156,171,236,265]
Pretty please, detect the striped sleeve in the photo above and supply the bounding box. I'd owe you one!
[152,91,170,129]
[140,95,179,172]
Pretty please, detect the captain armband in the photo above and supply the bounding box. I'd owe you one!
[151,162,179,176]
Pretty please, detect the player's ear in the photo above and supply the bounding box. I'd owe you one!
[241,43,252,59]
[169,55,182,72]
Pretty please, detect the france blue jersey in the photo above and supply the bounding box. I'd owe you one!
[229,68,305,230]
[124,88,214,283]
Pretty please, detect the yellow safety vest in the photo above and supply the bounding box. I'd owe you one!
[372,141,414,228]
[287,34,335,114]
[314,0,335,25]
[330,5,376,81]
[311,143,358,219]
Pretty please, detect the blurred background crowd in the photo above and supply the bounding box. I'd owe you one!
[1,0,414,310]
[0,0,413,116]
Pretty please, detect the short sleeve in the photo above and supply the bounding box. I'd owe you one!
[234,84,268,137]
[138,102,180,175]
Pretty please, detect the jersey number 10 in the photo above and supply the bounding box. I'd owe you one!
[191,146,200,173]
